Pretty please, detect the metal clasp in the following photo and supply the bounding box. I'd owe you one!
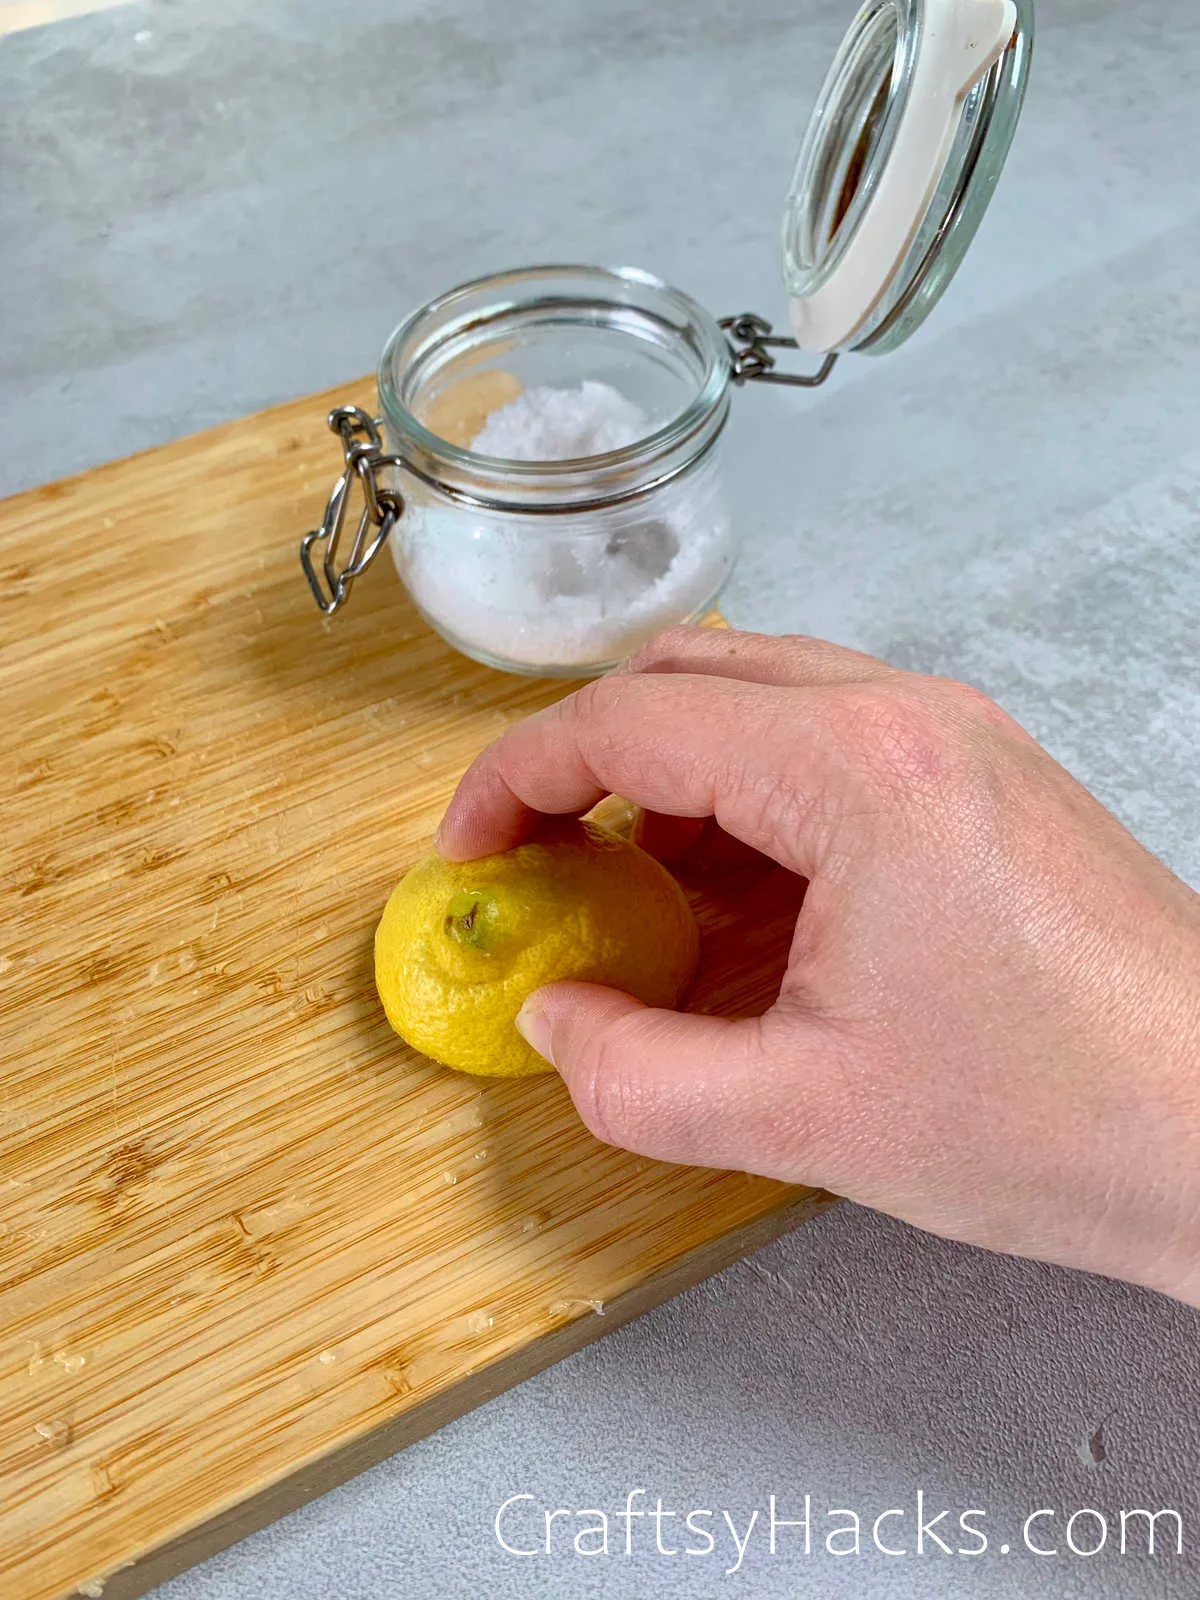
[300,406,405,616]
[720,313,838,389]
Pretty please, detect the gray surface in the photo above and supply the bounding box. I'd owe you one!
[4,0,1199,1596]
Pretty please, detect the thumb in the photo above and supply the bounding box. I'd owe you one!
[516,982,828,1177]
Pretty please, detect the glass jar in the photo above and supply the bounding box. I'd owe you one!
[301,0,1034,677]
[376,266,735,677]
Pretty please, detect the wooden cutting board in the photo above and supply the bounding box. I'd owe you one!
[0,380,833,1600]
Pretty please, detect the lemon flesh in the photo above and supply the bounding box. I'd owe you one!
[374,820,700,1077]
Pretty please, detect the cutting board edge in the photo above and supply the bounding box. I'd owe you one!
[0,376,378,513]
[70,1186,838,1600]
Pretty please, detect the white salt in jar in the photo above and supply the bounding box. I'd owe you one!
[376,266,736,676]
[302,0,1034,676]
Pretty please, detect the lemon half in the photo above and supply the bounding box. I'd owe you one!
[374,820,700,1077]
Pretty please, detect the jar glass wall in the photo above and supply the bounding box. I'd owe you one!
[377,266,736,676]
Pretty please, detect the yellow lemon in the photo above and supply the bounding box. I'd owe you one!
[374,819,700,1077]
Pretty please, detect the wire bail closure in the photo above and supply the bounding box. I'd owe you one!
[719,314,838,388]
[300,406,405,616]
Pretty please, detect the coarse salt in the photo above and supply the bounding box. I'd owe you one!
[396,381,732,669]
[471,381,648,461]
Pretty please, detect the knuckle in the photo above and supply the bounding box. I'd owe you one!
[840,687,959,799]
[935,675,1012,732]
[575,669,650,724]
[558,673,614,724]
[721,760,821,865]
[828,682,1022,860]
[562,673,644,771]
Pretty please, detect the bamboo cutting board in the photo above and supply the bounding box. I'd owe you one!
[0,381,832,1600]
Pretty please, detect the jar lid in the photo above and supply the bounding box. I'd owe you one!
[783,0,1034,354]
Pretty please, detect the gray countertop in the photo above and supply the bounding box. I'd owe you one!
[4,1,1199,1596]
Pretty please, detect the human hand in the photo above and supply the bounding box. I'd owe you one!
[436,628,1200,1306]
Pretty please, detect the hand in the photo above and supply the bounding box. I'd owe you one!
[436,628,1200,1306]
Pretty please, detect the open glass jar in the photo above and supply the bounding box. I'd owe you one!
[377,266,735,675]
[301,0,1034,677]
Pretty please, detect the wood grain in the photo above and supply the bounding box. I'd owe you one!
[0,380,833,1600]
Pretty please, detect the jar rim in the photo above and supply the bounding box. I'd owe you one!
[376,264,732,503]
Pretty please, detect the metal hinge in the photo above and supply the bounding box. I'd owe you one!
[720,313,838,389]
[299,406,405,616]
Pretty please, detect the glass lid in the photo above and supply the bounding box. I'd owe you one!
[783,0,1034,354]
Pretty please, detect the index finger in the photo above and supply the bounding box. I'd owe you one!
[435,671,852,877]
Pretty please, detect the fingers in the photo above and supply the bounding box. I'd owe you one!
[436,671,851,875]
[620,625,892,688]
[515,981,838,1178]
[437,627,890,865]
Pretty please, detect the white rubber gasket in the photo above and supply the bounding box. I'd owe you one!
[789,0,1017,353]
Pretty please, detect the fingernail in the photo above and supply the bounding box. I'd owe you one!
[515,997,555,1066]
[432,821,446,853]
